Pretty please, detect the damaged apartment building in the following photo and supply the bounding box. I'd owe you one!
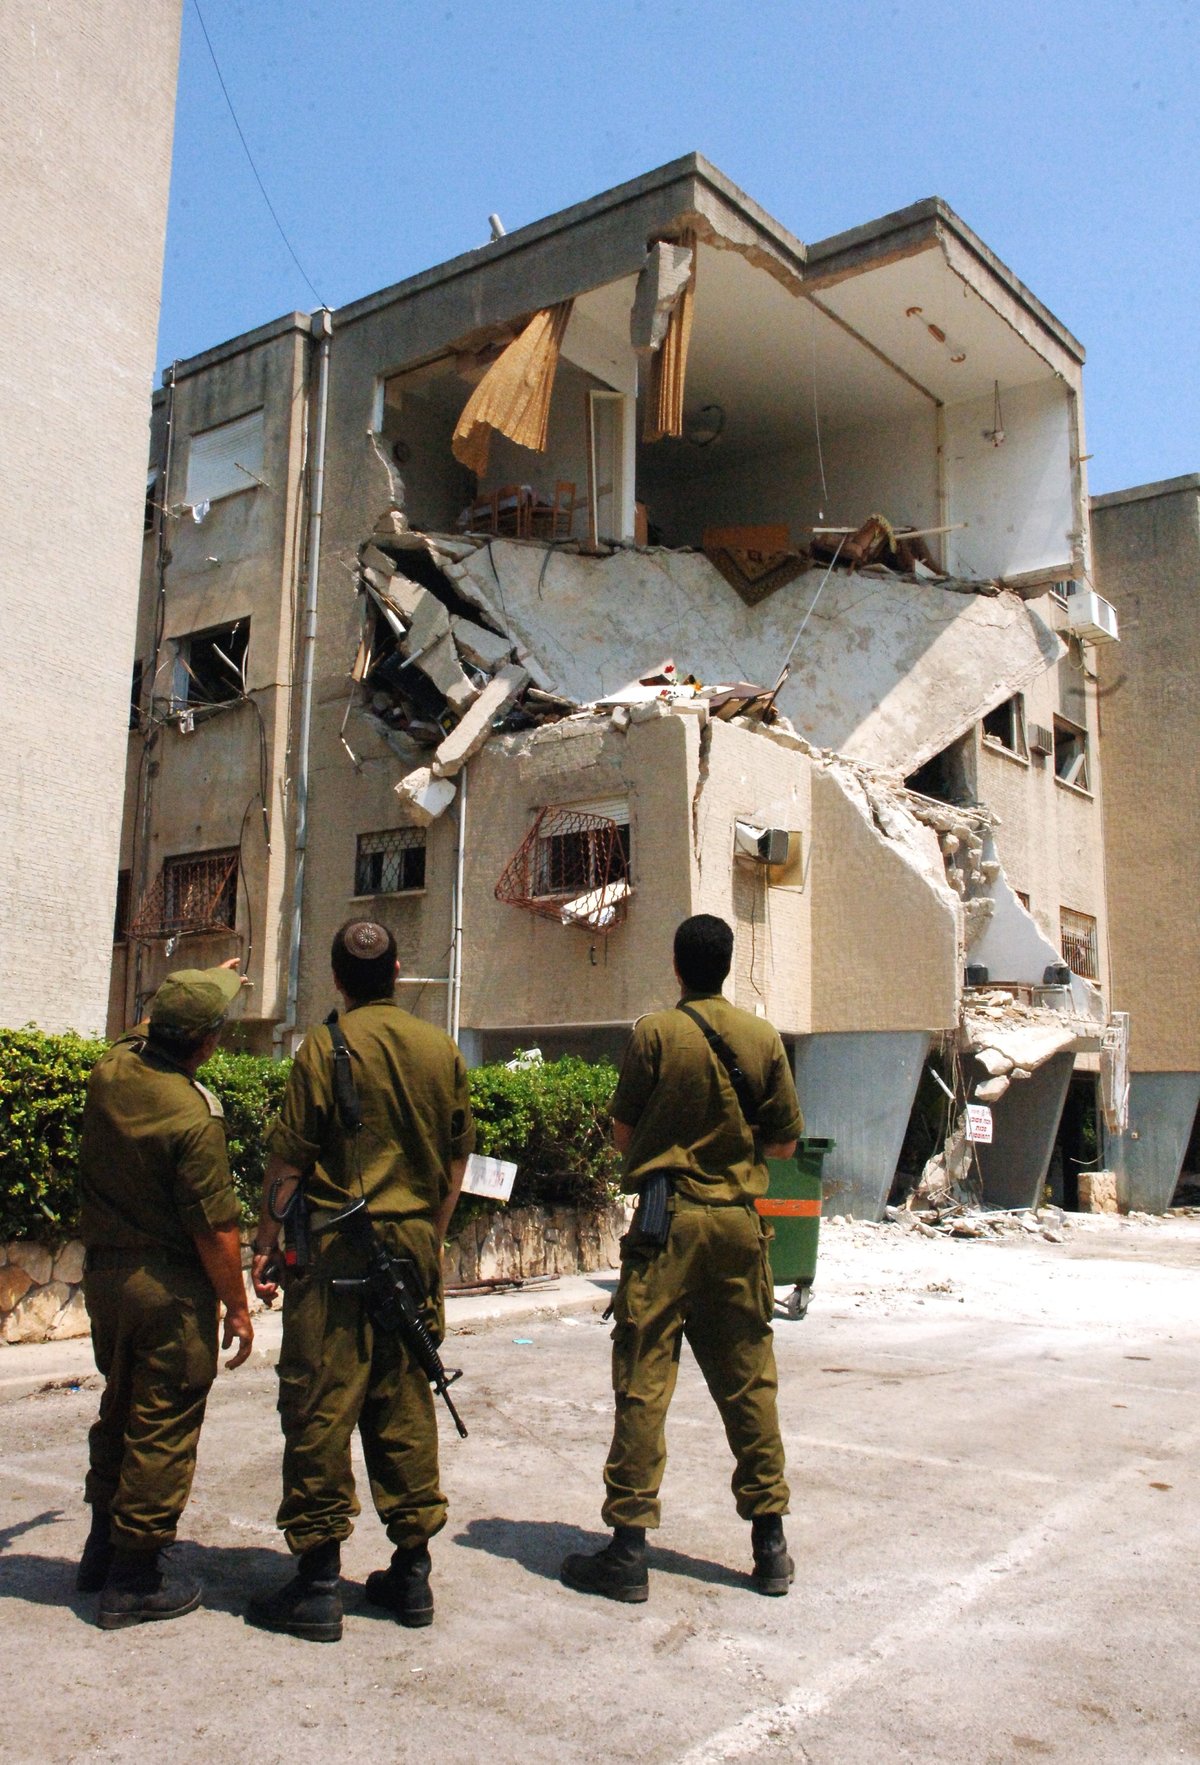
[113,154,1143,1217]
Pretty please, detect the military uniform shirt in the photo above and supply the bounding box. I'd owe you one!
[79,1032,241,1259]
[265,1000,476,1221]
[610,991,803,1204]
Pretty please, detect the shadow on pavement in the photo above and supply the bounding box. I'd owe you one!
[454,1515,747,1591]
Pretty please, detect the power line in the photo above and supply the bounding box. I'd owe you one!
[190,0,326,308]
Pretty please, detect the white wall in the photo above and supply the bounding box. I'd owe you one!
[943,378,1077,583]
[0,0,182,1032]
[639,404,940,551]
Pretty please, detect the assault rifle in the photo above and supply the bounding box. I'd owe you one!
[319,1197,468,1438]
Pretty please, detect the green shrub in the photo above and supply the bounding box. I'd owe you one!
[0,1029,106,1240]
[466,1054,621,1219]
[0,1030,619,1242]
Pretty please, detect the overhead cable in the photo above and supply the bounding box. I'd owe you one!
[191,0,325,307]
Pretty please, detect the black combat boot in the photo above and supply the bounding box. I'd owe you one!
[365,1541,434,1627]
[750,1514,794,1596]
[560,1526,649,1603]
[76,1508,113,1593]
[96,1545,202,1629]
[246,1539,343,1643]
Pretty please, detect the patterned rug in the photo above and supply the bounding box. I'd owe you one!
[702,544,810,607]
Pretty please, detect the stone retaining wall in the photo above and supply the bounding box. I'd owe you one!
[0,1239,89,1343]
[0,1203,629,1343]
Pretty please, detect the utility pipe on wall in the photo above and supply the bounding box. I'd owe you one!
[448,763,468,1040]
[275,307,332,1057]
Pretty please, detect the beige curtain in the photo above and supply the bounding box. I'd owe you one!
[452,301,574,477]
[643,230,696,443]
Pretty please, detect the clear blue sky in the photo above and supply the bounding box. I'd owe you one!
[160,0,1199,497]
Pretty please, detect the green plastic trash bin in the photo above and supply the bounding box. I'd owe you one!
[756,1137,834,1319]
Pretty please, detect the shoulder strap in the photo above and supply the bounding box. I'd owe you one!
[677,1004,761,1131]
[325,1012,363,1134]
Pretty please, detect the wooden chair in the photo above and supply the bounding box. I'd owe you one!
[530,480,575,541]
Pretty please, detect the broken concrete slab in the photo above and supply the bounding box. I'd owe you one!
[388,575,452,654]
[414,629,479,714]
[432,663,529,777]
[360,545,400,578]
[394,767,458,824]
[630,241,695,355]
[451,615,514,672]
[448,540,1064,776]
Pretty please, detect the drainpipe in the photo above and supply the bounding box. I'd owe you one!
[275,307,333,1057]
[132,363,178,1020]
[447,763,468,1040]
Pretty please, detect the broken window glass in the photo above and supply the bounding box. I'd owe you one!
[981,694,1027,757]
[1053,717,1090,790]
[355,828,426,895]
[171,621,249,709]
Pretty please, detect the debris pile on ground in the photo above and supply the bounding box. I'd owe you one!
[884,1202,1072,1243]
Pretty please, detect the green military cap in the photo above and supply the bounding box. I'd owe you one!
[150,966,243,1037]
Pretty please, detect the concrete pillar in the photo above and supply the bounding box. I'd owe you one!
[973,1051,1074,1212]
[1105,1072,1200,1213]
[791,1031,931,1220]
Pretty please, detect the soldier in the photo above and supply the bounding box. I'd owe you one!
[247,920,474,1643]
[561,913,803,1603]
[77,961,254,1629]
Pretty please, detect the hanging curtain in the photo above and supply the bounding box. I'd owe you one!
[452,301,574,477]
[643,229,697,444]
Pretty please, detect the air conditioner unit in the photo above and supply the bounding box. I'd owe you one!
[1065,588,1119,644]
[1028,723,1054,756]
[734,822,801,868]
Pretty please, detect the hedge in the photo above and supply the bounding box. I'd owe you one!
[0,1028,620,1243]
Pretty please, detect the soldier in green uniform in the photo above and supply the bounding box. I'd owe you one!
[77,962,254,1629]
[561,914,802,1603]
[247,920,475,1642]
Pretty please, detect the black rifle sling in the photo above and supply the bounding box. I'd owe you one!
[325,1013,363,1134]
[676,1003,762,1136]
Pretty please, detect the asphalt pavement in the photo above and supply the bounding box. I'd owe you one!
[1,1217,1197,1764]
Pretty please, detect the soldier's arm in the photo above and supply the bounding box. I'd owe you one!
[434,1157,469,1244]
[193,1224,254,1369]
[250,1150,305,1302]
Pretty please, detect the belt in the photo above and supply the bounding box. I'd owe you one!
[671,1193,757,1212]
[85,1245,200,1271]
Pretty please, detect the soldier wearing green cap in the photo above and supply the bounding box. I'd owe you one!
[77,959,253,1628]
[246,920,474,1643]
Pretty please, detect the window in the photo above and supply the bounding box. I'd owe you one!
[129,659,144,729]
[1050,579,1076,607]
[1015,890,1031,913]
[185,409,266,506]
[171,621,249,708]
[129,849,239,939]
[981,694,1027,757]
[144,469,159,534]
[355,829,426,895]
[532,799,631,898]
[1053,716,1090,791]
[113,870,131,943]
[1060,907,1099,981]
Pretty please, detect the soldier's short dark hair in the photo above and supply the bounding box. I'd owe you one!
[673,914,734,993]
[331,920,397,1002]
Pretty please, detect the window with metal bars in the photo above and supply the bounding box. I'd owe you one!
[129,849,239,940]
[533,803,630,898]
[1060,907,1099,981]
[355,828,426,896]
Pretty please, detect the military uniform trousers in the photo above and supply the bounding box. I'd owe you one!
[275,1219,446,1555]
[84,1253,219,1550]
[602,1199,790,1530]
